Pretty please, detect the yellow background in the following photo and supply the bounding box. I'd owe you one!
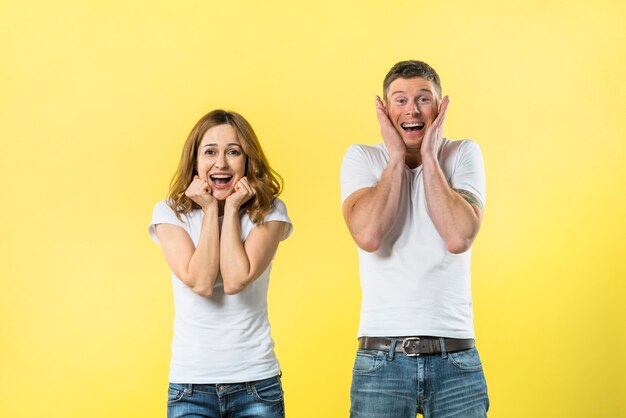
[1,0,625,417]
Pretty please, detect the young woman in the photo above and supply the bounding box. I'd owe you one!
[149,109,292,418]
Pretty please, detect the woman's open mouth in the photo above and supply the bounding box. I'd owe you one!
[209,174,233,189]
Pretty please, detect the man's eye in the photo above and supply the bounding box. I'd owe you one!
[418,97,431,103]
[397,99,407,105]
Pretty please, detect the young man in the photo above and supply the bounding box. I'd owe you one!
[340,60,489,418]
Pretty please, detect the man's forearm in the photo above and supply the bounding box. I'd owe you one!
[344,155,405,252]
[422,155,482,253]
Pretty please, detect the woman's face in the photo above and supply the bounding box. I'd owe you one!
[196,124,246,201]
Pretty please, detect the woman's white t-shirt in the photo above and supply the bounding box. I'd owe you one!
[149,198,292,383]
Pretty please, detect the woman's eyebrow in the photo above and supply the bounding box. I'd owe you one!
[201,142,241,148]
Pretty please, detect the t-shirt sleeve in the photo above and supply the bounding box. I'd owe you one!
[449,140,486,208]
[264,198,293,241]
[340,144,379,204]
[148,200,188,244]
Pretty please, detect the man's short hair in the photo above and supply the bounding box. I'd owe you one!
[383,60,442,100]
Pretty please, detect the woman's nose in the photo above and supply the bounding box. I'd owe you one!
[215,152,228,168]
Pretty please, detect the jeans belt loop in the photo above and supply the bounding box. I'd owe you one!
[388,338,397,360]
[439,337,448,358]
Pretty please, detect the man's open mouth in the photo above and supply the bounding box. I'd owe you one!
[401,122,425,132]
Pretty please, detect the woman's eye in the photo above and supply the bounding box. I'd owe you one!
[204,149,215,155]
[228,149,241,156]
[397,99,407,105]
[418,97,431,103]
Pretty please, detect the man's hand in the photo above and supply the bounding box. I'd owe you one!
[421,95,450,161]
[185,175,217,211]
[375,96,406,161]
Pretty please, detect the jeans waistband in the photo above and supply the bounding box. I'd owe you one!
[358,336,474,356]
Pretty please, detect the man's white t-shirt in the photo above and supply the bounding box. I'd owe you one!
[340,139,486,339]
[149,198,292,383]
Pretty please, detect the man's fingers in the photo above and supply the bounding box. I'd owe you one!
[374,95,386,111]
[437,96,449,121]
[440,95,449,110]
[430,95,449,131]
[375,96,391,122]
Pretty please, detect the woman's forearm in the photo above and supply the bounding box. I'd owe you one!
[186,205,220,296]
[219,205,251,294]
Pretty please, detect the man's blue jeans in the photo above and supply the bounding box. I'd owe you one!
[167,375,284,418]
[350,343,489,417]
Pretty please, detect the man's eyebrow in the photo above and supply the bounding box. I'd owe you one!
[390,89,433,96]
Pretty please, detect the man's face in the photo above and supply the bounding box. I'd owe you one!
[385,77,440,149]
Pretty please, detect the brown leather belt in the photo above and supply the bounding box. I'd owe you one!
[358,336,475,356]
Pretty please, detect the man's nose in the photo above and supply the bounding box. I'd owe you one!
[406,102,419,115]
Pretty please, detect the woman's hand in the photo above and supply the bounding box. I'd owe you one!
[225,177,256,211]
[185,175,217,212]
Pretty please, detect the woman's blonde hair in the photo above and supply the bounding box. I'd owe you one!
[167,109,283,224]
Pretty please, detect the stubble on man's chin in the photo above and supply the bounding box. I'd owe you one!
[402,137,423,152]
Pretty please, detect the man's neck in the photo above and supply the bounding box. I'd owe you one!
[405,150,422,169]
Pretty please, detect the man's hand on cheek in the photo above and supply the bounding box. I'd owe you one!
[375,95,406,161]
[421,95,449,162]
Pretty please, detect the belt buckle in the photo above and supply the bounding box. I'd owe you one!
[401,337,420,356]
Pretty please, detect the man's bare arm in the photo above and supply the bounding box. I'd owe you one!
[421,96,483,253]
[343,158,405,252]
[342,97,407,252]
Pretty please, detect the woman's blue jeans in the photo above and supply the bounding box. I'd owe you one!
[350,344,489,417]
[167,375,284,418]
